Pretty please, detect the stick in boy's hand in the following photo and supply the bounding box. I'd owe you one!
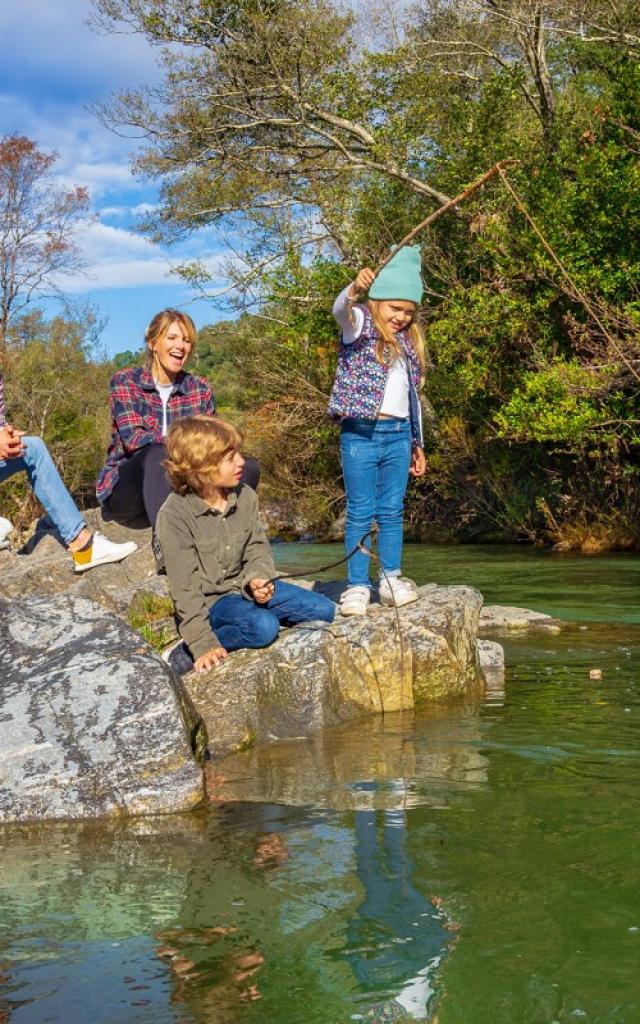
[249,578,275,604]
[194,646,228,673]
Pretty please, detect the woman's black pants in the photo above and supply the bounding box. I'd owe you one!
[104,443,260,527]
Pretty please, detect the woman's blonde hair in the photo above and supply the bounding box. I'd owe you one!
[367,299,426,384]
[164,415,243,496]
[144,308,197,369]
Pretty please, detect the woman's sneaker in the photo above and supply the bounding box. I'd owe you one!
[72,532,137,573]
[339,585,371,616]
[378,576,418,608]
[0,516,12,550]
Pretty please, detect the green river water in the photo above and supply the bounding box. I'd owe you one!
[1,544,639,1023]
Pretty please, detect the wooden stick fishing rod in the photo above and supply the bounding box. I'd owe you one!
[374,158,516,276]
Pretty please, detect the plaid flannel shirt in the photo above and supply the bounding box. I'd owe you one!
[96,366,215,503]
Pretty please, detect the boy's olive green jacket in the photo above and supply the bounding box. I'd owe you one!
[155,484,276,660]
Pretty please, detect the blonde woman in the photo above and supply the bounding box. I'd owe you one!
[97,308,259,527]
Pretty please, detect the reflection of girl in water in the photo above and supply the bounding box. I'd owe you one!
[345,784,453,1022]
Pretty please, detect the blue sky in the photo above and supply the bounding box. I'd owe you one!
[0,0,226,357]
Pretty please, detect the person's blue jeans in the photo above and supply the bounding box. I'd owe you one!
[209,580,335,651]
[340,418,412,588]
[0,436,85,545]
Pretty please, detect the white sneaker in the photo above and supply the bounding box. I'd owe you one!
[379,576,418,608]
[72,531,137,573]
[339,585,371,616]
[0,516,12,549]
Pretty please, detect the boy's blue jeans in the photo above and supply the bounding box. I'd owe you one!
[0,436,85,545]
[340,418,412,588]
[209,580,335,651]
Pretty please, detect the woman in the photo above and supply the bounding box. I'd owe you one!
[96,308,259,527]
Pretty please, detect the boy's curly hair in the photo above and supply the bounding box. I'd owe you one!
[164,415,243,496]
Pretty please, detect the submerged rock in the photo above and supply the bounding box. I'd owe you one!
[0,593,205,825]
[186,584,486,760]
[479,604,564,634]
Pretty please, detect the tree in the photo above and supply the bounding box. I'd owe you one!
[93,0,640,546]
[0,136,90,349]
[93,0,455,306]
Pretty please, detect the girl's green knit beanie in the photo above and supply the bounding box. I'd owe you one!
[368,245,423,304]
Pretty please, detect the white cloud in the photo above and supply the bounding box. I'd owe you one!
[56,220,224,293]
[0,0,162,97]
[131,202,158,216]
[99,205,127,218]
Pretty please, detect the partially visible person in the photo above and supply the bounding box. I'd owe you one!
[0,372,137,570]
[97,309,259,529]
[156,415,334,674]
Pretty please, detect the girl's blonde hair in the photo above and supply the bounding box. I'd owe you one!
[367,299,426,384]
[164,415,243,496]
[144,308,197,369]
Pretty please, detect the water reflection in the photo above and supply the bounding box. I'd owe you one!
[0,699,493,1024]
[345,792,453,1022]
[210,703,492,811]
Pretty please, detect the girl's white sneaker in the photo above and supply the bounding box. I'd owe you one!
[339,585,371,616]
[379,576,418,607]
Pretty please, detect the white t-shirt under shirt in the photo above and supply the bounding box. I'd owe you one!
[332,286,410,419]
[154,380,174,436]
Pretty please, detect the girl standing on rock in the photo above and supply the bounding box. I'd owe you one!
[96,309,259,528]
[328,246,427,616]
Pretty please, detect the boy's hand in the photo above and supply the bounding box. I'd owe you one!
[410,446,427,477]
[249,578,275,604]
[0,424,26,461]
[194,646,228,673]
[348,267,375,299]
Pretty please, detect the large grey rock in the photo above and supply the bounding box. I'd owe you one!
[0,593,205,825]
[186,584,485,760]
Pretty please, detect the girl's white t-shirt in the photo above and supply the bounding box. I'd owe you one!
[332,286,410,419]
[154,380,174,436]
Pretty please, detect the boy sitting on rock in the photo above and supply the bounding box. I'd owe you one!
[156,415,334,674]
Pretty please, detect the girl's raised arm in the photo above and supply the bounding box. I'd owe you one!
[333,267,375,345]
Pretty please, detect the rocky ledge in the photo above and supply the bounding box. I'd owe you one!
[0,508,513,824]
[185,582,489,760]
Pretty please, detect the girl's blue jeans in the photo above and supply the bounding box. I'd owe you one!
[340,417,412,588]
[0,436,85,545]
[209,580,335,651]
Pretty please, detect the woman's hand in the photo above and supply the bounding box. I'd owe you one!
[194,647,228,673]
[249,578,275,604]
[348,267,376,300]
[0,424,26,461]
[410,446,427,477]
